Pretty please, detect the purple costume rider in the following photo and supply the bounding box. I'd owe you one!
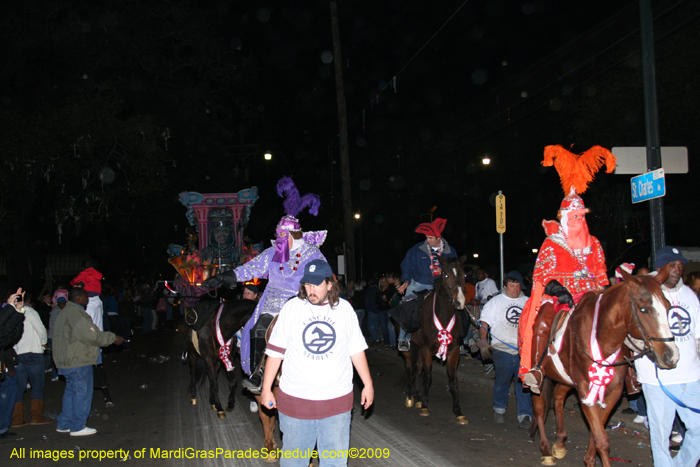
[236,224,326,374]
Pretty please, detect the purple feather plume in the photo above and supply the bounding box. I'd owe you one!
[276,176,321,217]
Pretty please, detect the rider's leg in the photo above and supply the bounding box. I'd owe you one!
[522,302,557,394]
[397,281,432,351]
[242,314,274,394]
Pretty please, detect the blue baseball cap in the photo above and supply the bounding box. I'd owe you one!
[301,260,334,286]
[505,270,523,286]
[654,246,688,269]
[57,297,67,303]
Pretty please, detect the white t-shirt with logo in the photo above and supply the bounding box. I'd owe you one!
[476,278,499,304]
[635,282,700,385]
[479,292,527,355]
[266,296,368,418]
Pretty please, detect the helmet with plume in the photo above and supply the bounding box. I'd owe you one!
[276,176,321,231]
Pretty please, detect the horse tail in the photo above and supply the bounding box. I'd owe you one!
[194,357,207,389]
[529,377,554,439]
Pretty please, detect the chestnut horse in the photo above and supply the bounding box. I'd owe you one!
[531,265,679,466]
[403,255,468,424]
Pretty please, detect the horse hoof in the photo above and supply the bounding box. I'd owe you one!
[415,401,423,409]
[405,397,414,408]
[190,398,197,406]
[456,416,468,425]
[541,455,556,465]
[552,445,567,459]
[217,411,226,418]
[419,408,429,417]
[211,404,217,411]
[226,405,234,412]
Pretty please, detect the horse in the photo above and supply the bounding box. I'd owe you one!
[530,264,679,467]
[186,296,255,417]
[403,255,469,424]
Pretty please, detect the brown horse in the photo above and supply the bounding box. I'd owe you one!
[187,298,255,417]
[253,316,280,463]
[403,255,468,424]
[531,264,679,466]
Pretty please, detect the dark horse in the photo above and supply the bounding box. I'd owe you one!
[187,296,255,417]
[403,255,468,424]
[531,264,679,466]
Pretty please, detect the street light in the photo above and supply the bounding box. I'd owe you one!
[354,213,363,278]
[264,153,272,160]
[466,155,491,174]
[263,151,292,174]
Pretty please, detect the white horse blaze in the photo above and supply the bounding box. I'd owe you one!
[452,267,466,309]
[652,292,679,365]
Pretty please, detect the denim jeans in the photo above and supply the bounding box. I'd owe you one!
[367,312,381,342]
[643,381,700,467]
[0,370,18,434]
[629,391,647,417]
[379,310,396,346]
[57,366,94,432]
[398,281,434,343]
[278,411,351,467]
[492,350,532,418]
[15,353,45,401]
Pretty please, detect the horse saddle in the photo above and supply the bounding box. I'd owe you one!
[389,290,431,333]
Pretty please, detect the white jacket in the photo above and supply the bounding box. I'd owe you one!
[14,305,48,355]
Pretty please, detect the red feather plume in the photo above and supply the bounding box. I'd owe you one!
[543,145,617,195]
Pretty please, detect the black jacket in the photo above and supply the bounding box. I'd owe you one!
[0,304,25,379]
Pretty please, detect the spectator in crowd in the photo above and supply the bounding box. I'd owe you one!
[350,280,367,337]
[474,268,499,304]
[634,246,700,466]
[12,294,51,427]
[48,298,68,381]
[116,288,135,349]
[53,288,124,436]
[242,284,260,301]
[364,279,381,344]
[687,271,700,298]
[377,277,397,349]
[478,271,532,429]
[260,259,373,466]
[137,283,154,335]
[397,218,458,352]
[102,285,119,336]
[0,288,27,439]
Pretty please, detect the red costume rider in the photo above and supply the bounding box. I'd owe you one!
[518,145,615,394]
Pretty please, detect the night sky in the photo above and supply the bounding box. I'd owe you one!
[1,0,698,287]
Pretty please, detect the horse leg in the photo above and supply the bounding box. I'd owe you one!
[531,378,555,465]
[255,390,279,463]
[205,356,226,418]
[225,368,237,412]
[404,345,415,408]
[446,347,466,424]
[551,384,570,459]
[579,385,623,467]
[418,346,432,416]
[188,344,200,405]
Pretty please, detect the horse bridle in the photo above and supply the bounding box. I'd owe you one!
[573,291,673,368]
[435,272,466,310]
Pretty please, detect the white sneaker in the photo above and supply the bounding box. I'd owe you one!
[71,427,97,437]
[249,401,258,413]
[671,431,683,444]
[632,415,647,425]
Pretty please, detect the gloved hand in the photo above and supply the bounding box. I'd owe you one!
[202,271,238,290]
[544,280,574,308]
[476,338,492,361]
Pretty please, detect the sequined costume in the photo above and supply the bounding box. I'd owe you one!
[237,231,326,374]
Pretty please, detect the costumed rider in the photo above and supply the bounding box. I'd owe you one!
[202,177,327,394]
[518,145,615,394]
[396,218,457,352]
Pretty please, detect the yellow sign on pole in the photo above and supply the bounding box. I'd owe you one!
[496,193,506,233]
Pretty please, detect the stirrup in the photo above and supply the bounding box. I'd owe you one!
[523,368,543,394]
[242,371,263,395]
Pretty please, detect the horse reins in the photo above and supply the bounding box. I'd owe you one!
[572,291,672,368]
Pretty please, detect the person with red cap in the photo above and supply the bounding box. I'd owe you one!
[518,145,614,394]
[396,218,457,352]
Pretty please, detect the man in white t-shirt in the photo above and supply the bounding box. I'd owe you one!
[478,270,532,429]
[260,259,374,467]
[474,268,499,304]
[634,246,700,467]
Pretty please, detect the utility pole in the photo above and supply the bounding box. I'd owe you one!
[330,1,356,282]
[640,0,665,266]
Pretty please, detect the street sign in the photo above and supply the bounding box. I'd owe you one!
[495,193,506,233]
[631,168,666,204]
[612,147,688,174]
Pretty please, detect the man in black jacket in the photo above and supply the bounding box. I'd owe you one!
[0,288,27,439]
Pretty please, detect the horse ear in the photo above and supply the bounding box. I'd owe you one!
[620,268,638,283]
[437,255,449,267]
[654,263,672,285]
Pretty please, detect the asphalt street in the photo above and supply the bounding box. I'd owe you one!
[0,319,656,466]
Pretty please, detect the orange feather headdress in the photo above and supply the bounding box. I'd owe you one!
[543,145,616,211]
